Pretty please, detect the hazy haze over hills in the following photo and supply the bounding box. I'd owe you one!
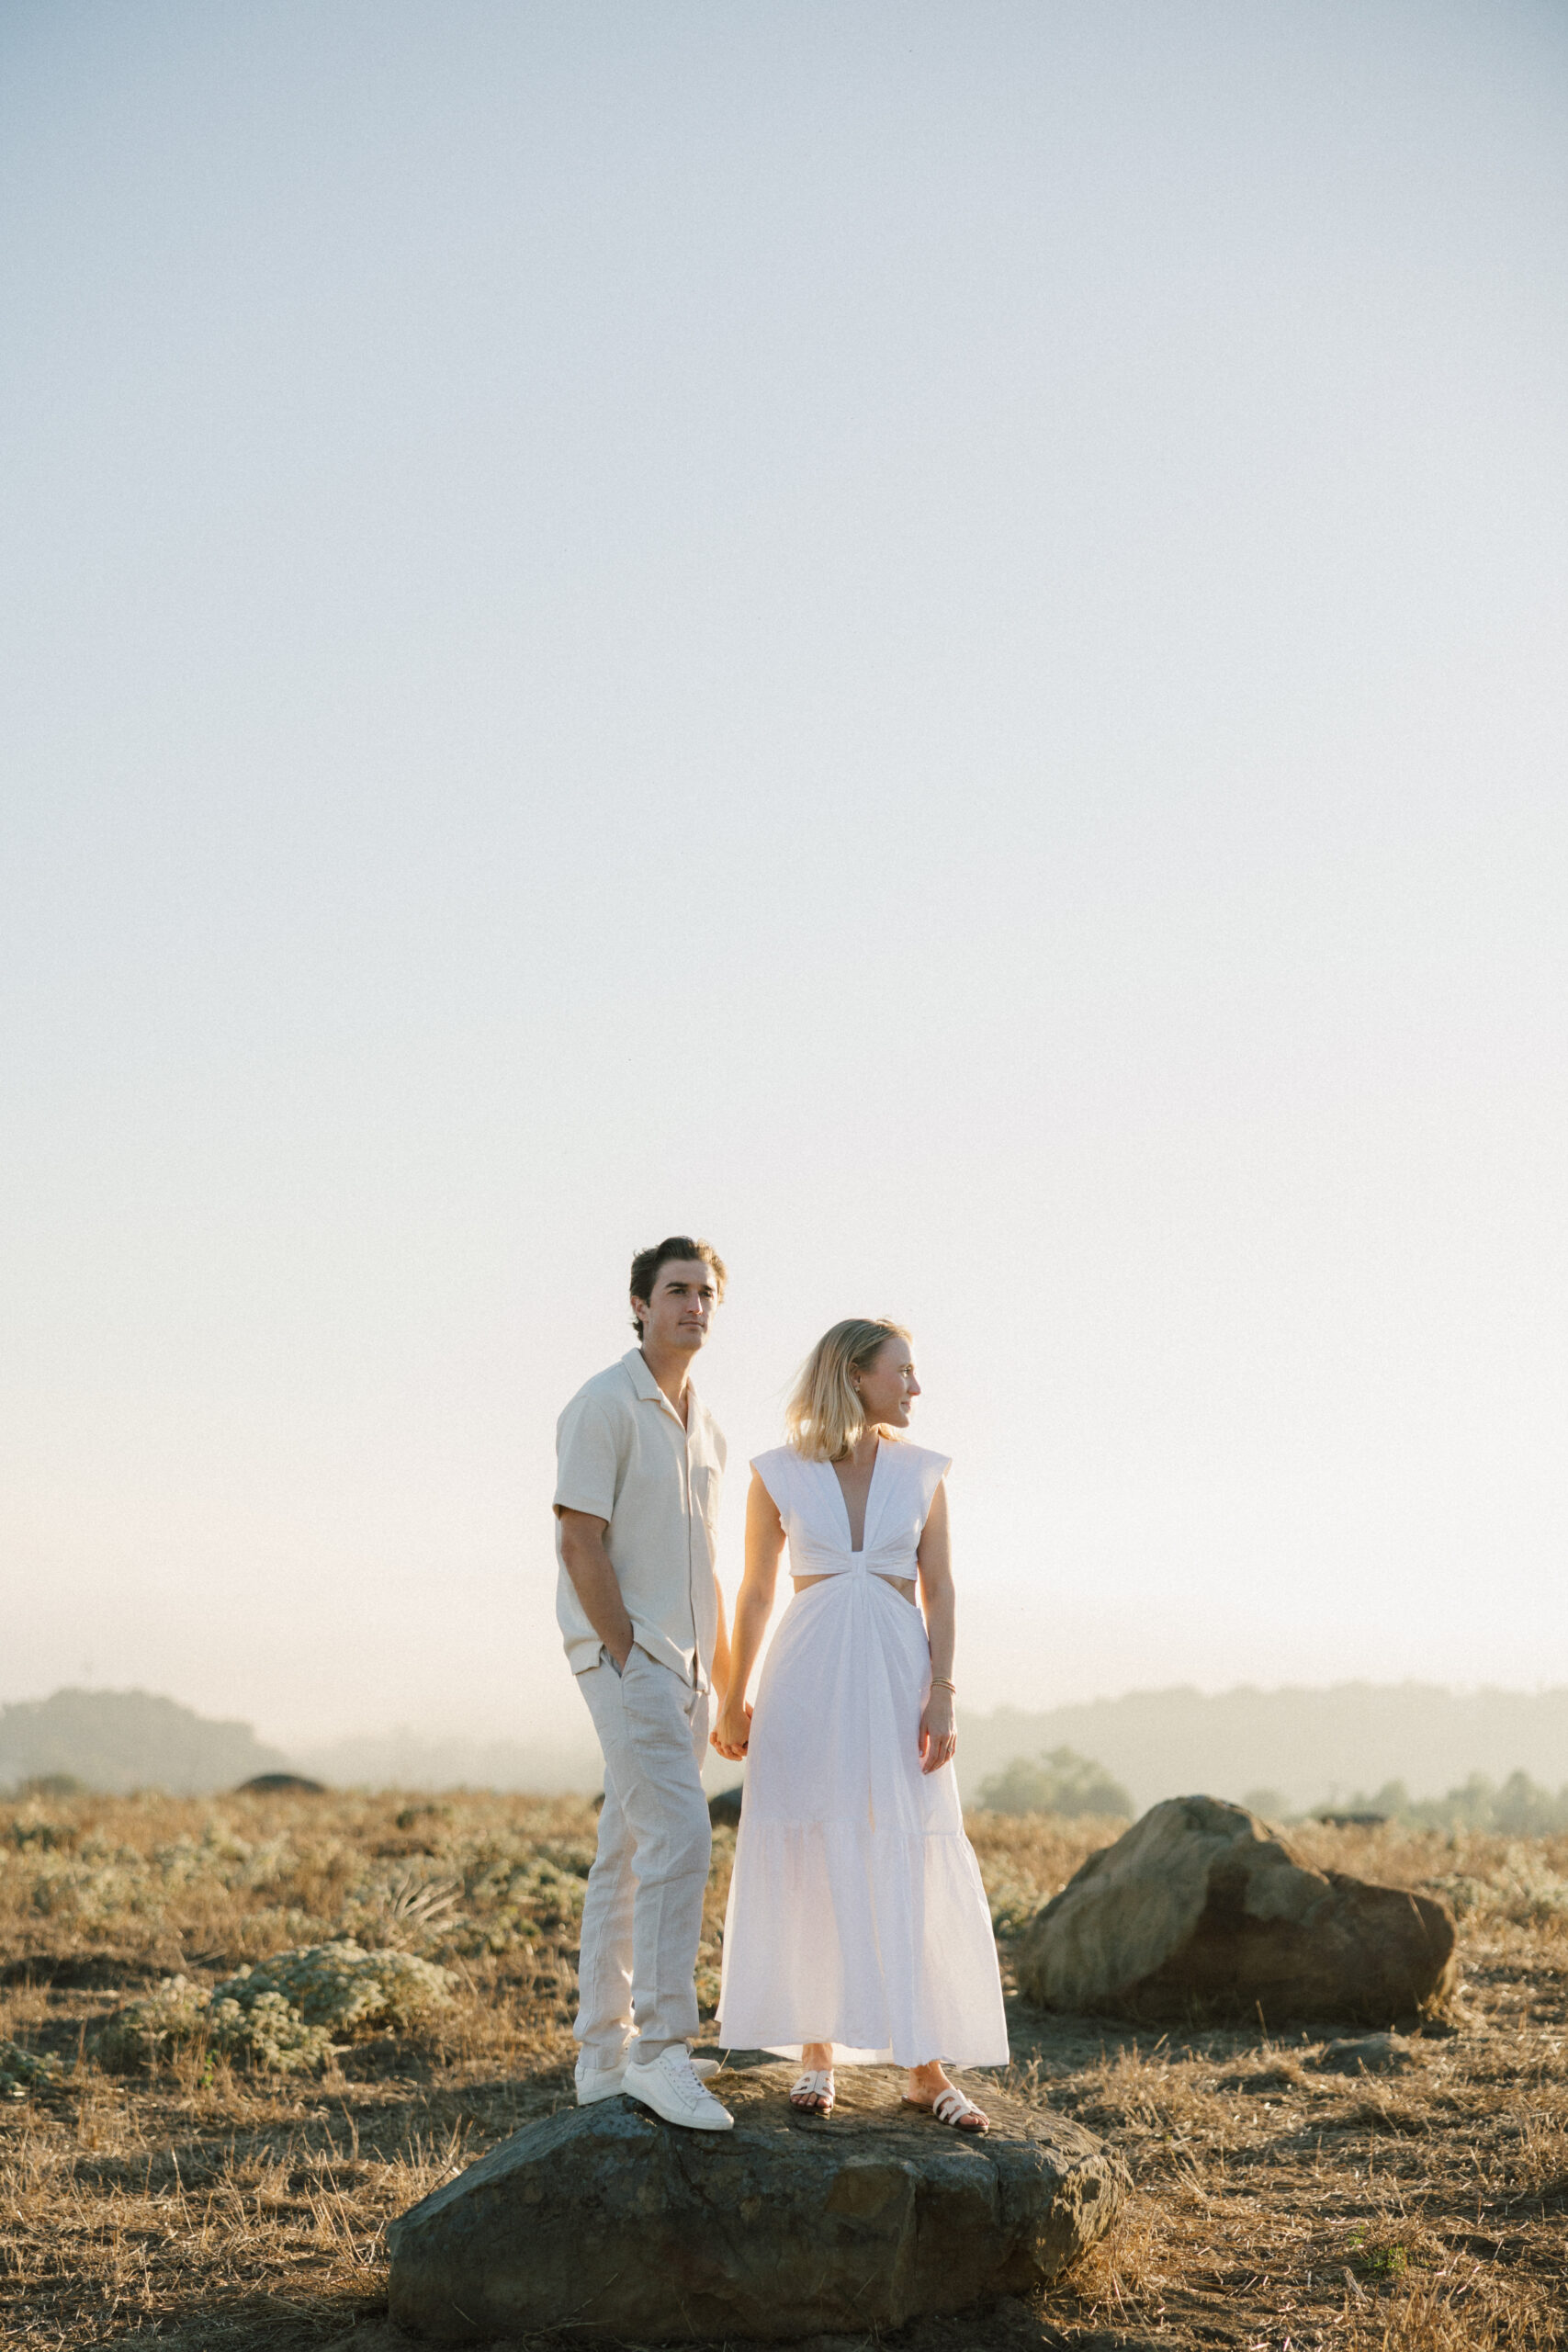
[9,1685,1568,1815]
[953,1684,1568,1816]
[301,1684,1568,1814]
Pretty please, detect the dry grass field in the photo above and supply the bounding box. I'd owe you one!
[1,1788,1563,2352]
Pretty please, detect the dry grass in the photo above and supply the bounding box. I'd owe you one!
[1,1794,1564,2350]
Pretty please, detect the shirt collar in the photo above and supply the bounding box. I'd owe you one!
[622,1346,698,1422]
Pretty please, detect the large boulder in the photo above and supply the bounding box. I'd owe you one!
[1014,1795,1457,2027]
[387,2063,1122,2342]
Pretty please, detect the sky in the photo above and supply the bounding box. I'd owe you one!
[2,1,1565,1754]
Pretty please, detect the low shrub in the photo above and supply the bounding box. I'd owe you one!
[206,1991,334,2074]
[93,1939,452,2075]
[984,1872,1049,1939]
[93,1974,211,2070]
[211,1939,453,2034]
[1429,1850,1568,1928]
[0,2041,66,2098]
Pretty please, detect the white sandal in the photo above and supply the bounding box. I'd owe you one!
[908,2084,989,2133]
[789,2067,835,2116]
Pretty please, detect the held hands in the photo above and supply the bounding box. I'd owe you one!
[919,1686,957,1776]
[712,1701,753,1762]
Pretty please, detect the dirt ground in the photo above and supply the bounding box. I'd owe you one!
[1,1792,1562,2351]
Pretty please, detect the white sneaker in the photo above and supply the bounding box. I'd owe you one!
[621,2045,734,2132]
[576,2052,721,2106]
[575,2057,630,2106]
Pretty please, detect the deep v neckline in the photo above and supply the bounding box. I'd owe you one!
[829,1440,882,1554]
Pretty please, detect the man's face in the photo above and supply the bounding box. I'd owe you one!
[635,1260,719,1356]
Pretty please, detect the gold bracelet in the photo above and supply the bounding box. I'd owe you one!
[930,1677,955,1694]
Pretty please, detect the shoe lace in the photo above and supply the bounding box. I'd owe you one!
[666,2054,705,2104]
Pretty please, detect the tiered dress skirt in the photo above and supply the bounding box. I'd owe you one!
[717,1566,1010,2068]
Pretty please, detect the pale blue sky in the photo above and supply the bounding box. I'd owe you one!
[3,2,1565,1748]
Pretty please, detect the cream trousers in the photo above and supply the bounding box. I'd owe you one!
[574,1645,712,2065]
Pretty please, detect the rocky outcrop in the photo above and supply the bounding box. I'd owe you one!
[386,2063,1122,2343]
[1014,1795,1457,2026]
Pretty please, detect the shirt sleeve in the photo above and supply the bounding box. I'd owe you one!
[554,1395,622,1521]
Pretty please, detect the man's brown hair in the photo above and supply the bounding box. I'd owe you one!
[628,1236,728,1339]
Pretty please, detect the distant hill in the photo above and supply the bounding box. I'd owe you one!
[0,1689,290,1796]
[957,1683,1568,1816]
[0,1691,602,1800]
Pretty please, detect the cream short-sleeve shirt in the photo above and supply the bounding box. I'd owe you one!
[553,1347,726,1688]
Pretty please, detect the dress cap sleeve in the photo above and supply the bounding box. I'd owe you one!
[911,1445,952,1525]
[749,1447,794,1514]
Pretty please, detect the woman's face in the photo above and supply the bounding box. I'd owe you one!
[856,1336,920,1430]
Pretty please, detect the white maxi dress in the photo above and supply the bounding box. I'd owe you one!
[717,1439,1009,2069]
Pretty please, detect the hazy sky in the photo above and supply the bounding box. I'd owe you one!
[3,2,1565,1752]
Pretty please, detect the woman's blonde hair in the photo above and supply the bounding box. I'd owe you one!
[784,1318,912,1463]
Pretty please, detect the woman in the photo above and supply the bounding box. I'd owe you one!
[713,1318,1008,2131]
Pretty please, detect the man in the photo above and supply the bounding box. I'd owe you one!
[553,1235,734,2132]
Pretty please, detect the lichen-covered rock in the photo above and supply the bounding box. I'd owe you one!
[387,2064,1122,2343]
[1014,1795,1457,2026]
[1309,2032,1419,2075]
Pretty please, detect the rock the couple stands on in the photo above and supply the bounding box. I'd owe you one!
[551,1234,1006,2138]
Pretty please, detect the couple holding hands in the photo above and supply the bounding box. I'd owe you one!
[553,1235,1007,2136]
